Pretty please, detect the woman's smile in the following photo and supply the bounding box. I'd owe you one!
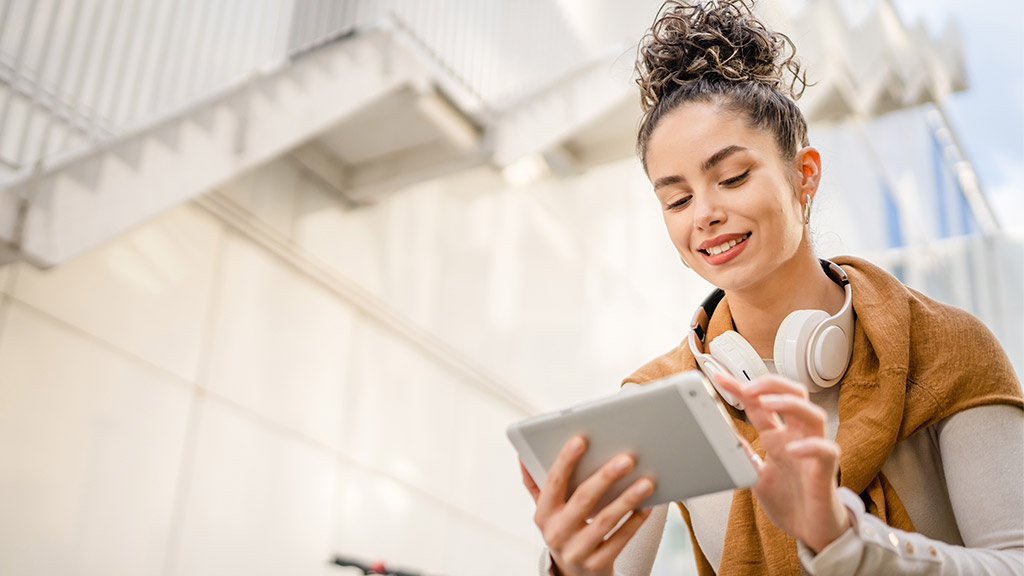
[699,232,752,263]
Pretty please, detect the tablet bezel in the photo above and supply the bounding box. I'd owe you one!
[507,370,757,510]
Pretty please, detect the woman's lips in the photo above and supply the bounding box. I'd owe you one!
[698,232,751,264]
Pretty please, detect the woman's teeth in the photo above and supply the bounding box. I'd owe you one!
[704,234,749,255]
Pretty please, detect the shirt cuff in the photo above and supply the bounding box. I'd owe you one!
[799,487,948,575]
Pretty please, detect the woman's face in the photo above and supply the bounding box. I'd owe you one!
[645,101,814,295]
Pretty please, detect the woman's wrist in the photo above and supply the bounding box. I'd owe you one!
[802,497,854,554]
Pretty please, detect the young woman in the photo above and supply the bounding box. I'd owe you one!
[519,1,1024,575]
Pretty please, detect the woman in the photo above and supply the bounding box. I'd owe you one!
[519,1,1024,574]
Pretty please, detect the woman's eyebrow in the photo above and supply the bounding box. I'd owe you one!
[653,174,685,190]
[701,145,748,173]
[653,145,750,190]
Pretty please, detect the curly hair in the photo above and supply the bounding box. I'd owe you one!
[635,0,810,169]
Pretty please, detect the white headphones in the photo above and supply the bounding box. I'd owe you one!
[687,259,855,409]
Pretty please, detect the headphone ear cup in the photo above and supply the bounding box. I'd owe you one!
[774,309,829,393]
[708,330,770,409]
[809,324,851,387]
[710,331,770,383]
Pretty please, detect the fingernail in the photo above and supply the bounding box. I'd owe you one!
[568,436,584,453]
[634,478,654,496]
[615,455,633,472]
[760,394,785,407]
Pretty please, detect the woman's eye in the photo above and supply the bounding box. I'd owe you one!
[721,170,750,187]
[665,196,691,210]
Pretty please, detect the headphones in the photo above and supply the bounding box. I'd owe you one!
[688,259,855,409]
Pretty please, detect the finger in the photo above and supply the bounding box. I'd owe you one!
[542,452,635,555]
[760,394,827,437]
[745,374,809,400]
[556,452,635,529]
[735,433,765,472]
[739,398,786,433]
[787,436,840,464]
[536,436,587,520]
[520,460,541,503]
[584,507,654,569]
[557,476,654,565]
[712,372,748,405]
[720,373,807,432]
[580,476,655,543]
[717,373,785,433]
[787,437,842,483]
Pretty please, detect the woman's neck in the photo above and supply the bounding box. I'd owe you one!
[726,257,846,359]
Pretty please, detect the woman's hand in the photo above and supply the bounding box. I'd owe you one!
[715,373,851,553]
[519,436,655,576]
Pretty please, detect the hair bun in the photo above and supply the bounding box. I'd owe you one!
[636,0,804,112]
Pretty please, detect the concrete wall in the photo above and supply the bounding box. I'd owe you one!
[1,102,1020,576]
[0,151,712,576]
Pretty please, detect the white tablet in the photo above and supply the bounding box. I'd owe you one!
[507,370,757,510]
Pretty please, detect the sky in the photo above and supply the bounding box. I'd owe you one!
[890,0,1024,234]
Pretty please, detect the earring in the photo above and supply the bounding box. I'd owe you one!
[803,194,812,224]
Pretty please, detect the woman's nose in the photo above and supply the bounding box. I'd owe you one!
[693,193,726,230]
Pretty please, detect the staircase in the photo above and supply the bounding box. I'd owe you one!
[0,0,996,269]
[2,25,456,267]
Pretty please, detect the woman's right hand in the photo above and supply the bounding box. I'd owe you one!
[519,435,656,576]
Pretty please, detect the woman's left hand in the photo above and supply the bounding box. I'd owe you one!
[715,373,852,553]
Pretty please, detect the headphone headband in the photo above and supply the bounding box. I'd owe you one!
[690,259,849,344]
[688,259,855,400]
[821,258,850,289]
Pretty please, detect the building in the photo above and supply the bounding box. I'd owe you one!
[0,1,1020,574]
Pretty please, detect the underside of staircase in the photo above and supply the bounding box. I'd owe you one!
[0,0,986,269]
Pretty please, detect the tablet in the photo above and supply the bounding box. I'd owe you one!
[507,370,757,510]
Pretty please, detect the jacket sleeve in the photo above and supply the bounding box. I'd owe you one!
[798,404,1024,575]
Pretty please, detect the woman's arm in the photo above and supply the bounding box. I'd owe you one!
[798,404,1024,575]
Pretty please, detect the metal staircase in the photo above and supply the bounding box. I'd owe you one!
[0,0,996,269]
[1,25,449,267]
[0,0,610,268]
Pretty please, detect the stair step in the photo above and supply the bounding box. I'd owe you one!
[3,28,435,267]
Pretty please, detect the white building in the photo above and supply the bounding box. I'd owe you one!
[0,1,1020,575]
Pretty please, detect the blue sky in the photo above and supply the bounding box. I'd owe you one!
[891,0,1024,233]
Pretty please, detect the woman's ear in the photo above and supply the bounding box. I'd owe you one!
[796,146,822,199]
